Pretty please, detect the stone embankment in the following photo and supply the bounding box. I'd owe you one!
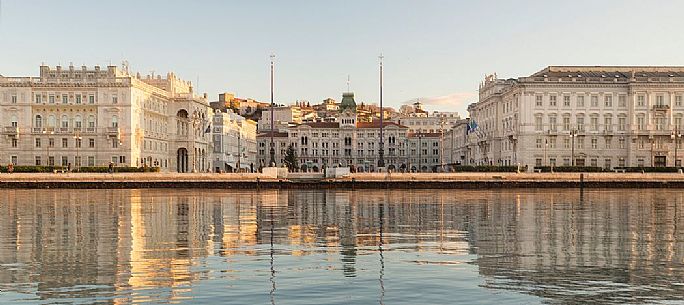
[2,172,684,189]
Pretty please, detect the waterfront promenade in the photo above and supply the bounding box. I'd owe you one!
[2,172,684,189]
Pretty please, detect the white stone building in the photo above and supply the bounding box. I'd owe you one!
[0,64,212,172]
[211,110,257,172]
[396,101,461,134]
[258,106,302,131]
[459,66,684,169]
[256,92,446,172]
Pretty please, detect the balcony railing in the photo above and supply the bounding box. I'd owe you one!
[106,127,120,136]
[3,126,18,135]
[653,104,670,111]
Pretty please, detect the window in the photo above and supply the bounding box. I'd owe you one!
[111,116,118,128]
[89,95,95,104]
[536,158,542,167]
[618,95,627,107]
[536,138,543,148]
[675,117,683,129]
[605,137,612,149]
[563,96,570,107]
[11,138,18,148]
[637,95,645,106]
[74,115,82,129]
[10,115,17,127]
[35,156,42,166]
[619,138,625,149]
[49,138,54,148]
[604,117,612,131]
[656,95,664,106]
[62,94,68,104]
[563,117,570,131]
[577,117,585,131]
[591,138,598,149]
[591,158,598,167]
[590,117,598,131]
[637,117,645,130]
[535,95,543,107]
[35,94,42,103]
[112,140,119,148]
[61,115,69,128]
[591,95,598,107]
[655,117,666,131]
[564,138,570,149]
[35,138,41,148]
[577,95,585,107]
[62,138,68,148]
[89,138,95,148]
[49,95,55,104]
[618,117,626,131]
[88,156,95,166]
[604,95,612,107]
[535,116,543,131]
[577,137,584,149]
[549,116,557,131]
[677,95,683,107]
[75,138,82,148]
[11,95,17,104]
[61,156,68,167]
[549,95,557,106]
[76,94,82,104]
[112,95,118,104]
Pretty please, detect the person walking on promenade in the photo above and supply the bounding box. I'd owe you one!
[108,162,114,174]
[7,163,13,174]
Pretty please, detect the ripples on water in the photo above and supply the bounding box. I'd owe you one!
[0,189,683,304]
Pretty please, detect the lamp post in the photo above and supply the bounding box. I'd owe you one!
[569,129,578,166]
[378,54,385,169]
[269,54,276,167]
[43,129,54,167]
[673,126,681,168]
[418,133,423,172]
[237,131,242,172]
[73,133,82,171]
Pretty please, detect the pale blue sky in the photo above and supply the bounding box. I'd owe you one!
[2,0,684,115]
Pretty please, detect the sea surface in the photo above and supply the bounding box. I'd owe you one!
[0,189,683,304]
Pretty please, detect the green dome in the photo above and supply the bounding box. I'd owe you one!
[340,92,356,113]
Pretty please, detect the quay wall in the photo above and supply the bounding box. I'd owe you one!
[2,172,684,189]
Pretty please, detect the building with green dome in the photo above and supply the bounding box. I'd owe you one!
[339,92,357,113]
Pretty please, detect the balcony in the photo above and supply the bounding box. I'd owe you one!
[3,126,18,135]
[653,104,670,111]
[106,127,120,137]
[57,127,70,134]
[85,127,96,133]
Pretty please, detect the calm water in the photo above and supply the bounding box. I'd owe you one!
[0,189,683,304]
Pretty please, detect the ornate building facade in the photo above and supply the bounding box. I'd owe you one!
[0,64,212,172]
[457,66,684,169]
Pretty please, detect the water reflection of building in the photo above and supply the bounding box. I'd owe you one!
[10,189,681,304]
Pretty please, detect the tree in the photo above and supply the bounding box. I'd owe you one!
[284,144,298,172]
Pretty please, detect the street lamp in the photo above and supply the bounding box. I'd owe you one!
[378,54,385,169]
[42,129,54,167]
[269,54,276,167]
[569,129,578,166]
[418,133,423,172]
[672,126,681,168]
[73,133,82,171]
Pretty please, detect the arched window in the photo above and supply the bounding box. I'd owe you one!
[10,115,17,128]
[88,115,96,128]
[61,115,69,128]
[35,115,42,128]
[74,115,82,129]
[48,115,56,127]
[111,115,118,128]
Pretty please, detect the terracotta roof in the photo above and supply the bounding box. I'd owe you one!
[301,122,340,128]
[356,121,408,129]
[257,131,289,138]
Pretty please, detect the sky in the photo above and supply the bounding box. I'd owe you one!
[2,0,684,116]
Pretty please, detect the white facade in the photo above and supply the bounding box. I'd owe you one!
[0,64,211,172]
[258,106,302,131]
[459,66,684,169]
[256,94,447,172]
[211,110,257,172]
